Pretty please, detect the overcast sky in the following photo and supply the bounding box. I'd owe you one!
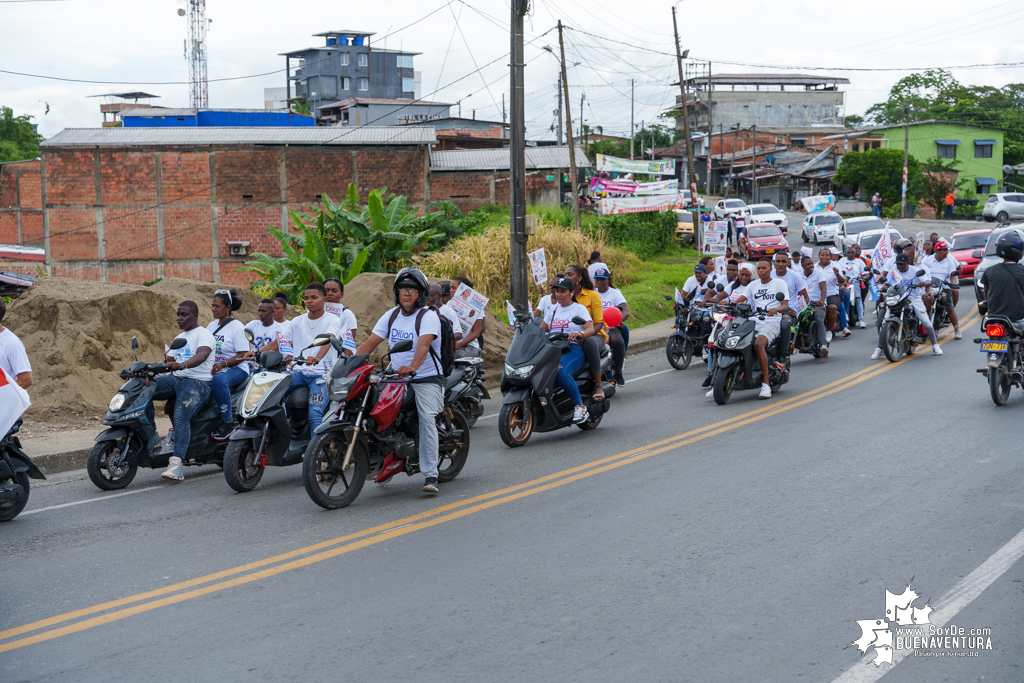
[3,0,1024,140]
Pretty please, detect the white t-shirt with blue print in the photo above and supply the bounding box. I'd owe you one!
[372,306,443,379]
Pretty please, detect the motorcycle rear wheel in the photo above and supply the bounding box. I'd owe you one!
[437,409,470,482]
[0,471,29,522]
[666,337,693,370]
[498,401,533,448]
[882,321,906,363]
[458,398,479,428]
[302,433,368,510]
[87,439,139,491]
[712,367,736,405]
[222,439,264,493]
[990,365,1011,406]
[576,407,603,430]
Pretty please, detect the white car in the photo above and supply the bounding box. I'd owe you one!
[834,215,888,252]
[801,211,843,245]
[680,189,705,209]
[854,228,904,257]
[747,203,788,234]
[713,198,747,220]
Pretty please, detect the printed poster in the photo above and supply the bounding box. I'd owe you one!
[714,256,726,279]
[529,248,548,286]
[600,195,676,216]
[596,154,675,176]
[800,194,837,214]
[701,221,728,255]
[450,282,489,336]
[590,178,678,196]
[914,231,925,264]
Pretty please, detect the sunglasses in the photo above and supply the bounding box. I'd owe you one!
[215,289,232,305]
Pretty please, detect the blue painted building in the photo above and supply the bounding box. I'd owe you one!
[120,108,315,127]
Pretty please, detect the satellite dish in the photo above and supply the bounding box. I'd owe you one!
[177,8,185,15]
[1003,164,1013,174]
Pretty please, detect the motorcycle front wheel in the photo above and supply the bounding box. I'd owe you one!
[881,321,906,363]
[437,409,470,482]
[222,439,265,493]
[302,433,369,510]
[498,401,533,448]
[666,336,693,370]
[712,366,737,405]
[990,365,1011,406]
[87,439,139,491]
[0,471,29,522]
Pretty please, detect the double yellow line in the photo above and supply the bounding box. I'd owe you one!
[0,312,977,654]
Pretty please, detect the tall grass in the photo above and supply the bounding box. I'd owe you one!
[422,220,640,311]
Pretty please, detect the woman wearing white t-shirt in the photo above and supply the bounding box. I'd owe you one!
[592,267,629,386]
[540,278,595,424]
[208,289,251,437]
[534,274,563,321]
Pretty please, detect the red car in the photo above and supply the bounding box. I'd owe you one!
[739,222,790,259]
[949,229,992,279]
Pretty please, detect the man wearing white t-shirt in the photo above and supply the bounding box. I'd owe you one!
[923,239,962,339]
[837,246,868,329]
[733,259,789,399]
[358,268,446,495]
[587,251,609,280]
[280,283,343,431]
[244,299,291,356]
[148,300,216,481]
[427,284,464,346]
[0,299,32,390]
[817,247,847,340]
[324,278,359,355]
[771,252,808,360]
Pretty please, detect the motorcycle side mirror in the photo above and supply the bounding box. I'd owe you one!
[244,328,255,344]
[916,269,926,277]
[716,283,725,292]
[663,294,672,301]
[119,369,130,380]
[390,339,414,354]
[872,269,880,275]
[571,316,587,325]
[131,336,138,350]
[972,249,983,259]
[776,292,786,301]
[311,334,333,347]
[168,338,187,351]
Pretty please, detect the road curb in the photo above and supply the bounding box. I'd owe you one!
[34,447,92,476]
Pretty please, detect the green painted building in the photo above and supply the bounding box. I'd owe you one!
[871,119,1004,195]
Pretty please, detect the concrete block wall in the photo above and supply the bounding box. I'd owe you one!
[0,160,45,247]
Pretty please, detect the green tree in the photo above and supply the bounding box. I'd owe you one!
[0,107,43,163]
[918,156,972,218]
[834,147,923,209]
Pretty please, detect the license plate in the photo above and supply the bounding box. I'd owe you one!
[765,248,775,254]
[980,341,1008,353]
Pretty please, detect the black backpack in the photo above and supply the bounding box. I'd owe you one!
[387,306,456,377]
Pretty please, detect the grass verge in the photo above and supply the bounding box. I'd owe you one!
[618,245,701,329]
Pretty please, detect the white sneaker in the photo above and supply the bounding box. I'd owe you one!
[758,383,772,399]
[954,327,962,340]
[572,405,589,424]
[705,389,714,399]
[826,331,833,343]
[932,344,943,356]
[870,348,883,360]
[857,320,867,329]
[842,327,852,337]
[161,456,184,481]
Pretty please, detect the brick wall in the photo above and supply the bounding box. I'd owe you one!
[37,143,430,285]
[430,170,559,212]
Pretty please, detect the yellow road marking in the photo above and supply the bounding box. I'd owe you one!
[0,312,976,653]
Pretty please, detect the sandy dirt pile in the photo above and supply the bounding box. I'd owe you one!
[6,277,264,418]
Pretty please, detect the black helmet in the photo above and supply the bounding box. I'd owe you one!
[893,238,913,253]
[995,231,1024,262]
[393,267,429,308]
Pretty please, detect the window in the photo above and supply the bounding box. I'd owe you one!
[852,143,859,152]
[397,54,414,69]
[975,142,993,158]
[871,141,880,149]
[341,77,351,90]
[358,53,368,67]
[358,77,368,91]
[402,77,415,93]
[791,137,808,146]
[340,53,349,66]
[936,140,959,159]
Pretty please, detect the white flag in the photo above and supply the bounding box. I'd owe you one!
[871,229,896,274]
[0,367,31,438]
[506,300,517,326]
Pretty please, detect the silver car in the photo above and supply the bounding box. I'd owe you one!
[982,193,1024,223]
[747,203,788,233]
[713,198,747,220]
[973,225,1024,302]
[680,190,705,209]
[834,215,888,251]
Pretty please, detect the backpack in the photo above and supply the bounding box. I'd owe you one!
[387,306,456,377]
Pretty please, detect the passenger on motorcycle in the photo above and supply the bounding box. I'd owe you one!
[323,278,358,356]
[681,261,713,302]
[700,261,752,388]
[540,277,595,425]
[729,259,789,399]
[450,276,484,359]
[207,289,251,440]
[922,239,962,339]
[245,299,292,361]
[771,253,809,359]
[816,247,847,341]
[838,246,868,329]
[534,274,563,320]
[980,232,1024,325]
[801,256,830,357]
[0,298,32,390]
[152,301,216,482]
[870,253,942,359]
[428,284,463,347]
[593,268,629,386]
[357,268,446,494]
[565,264,608,402]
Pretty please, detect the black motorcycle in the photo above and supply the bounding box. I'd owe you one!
[665,287,715,370]
[708,293,790,405]
[792,302,825,358]
[975,315,1024,406]
[0,419,45,522]
[446,356,490,427]
[498,312,615,447]
[87,336,237,490]
[879,269,929,362]
[930,276,959,334]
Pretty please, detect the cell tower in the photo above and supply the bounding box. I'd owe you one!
[181,0,208,108]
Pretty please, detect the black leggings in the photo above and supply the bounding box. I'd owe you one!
[607,327,625,375]
[583,335,605,376]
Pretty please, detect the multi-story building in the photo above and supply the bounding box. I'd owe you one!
[280,30,421,117]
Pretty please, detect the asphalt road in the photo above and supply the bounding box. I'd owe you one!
[3,245,1024,682]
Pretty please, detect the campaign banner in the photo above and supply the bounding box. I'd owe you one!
[595,154,675,176]
[800,194,837,214]
[702,221,728,255]
[0,367,31,439]
[870,228,896,275]
[590,178,678,196]
[528,247,548,286]
[914,231,925,264]
[599,195,676,216]
[450,282,489,335]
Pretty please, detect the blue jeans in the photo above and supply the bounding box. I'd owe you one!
[148,375,212,462]
[847,288,864,322]
[556,344,585,406]
[620,323,630,353]
[872,205,881,217]
[944,205,953,219]
[287,370,328,429]
[210,366,249,423]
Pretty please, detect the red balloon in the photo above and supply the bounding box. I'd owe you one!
[603,306,622,328]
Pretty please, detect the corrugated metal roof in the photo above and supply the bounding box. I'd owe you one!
[41,127,437,148]
[975,139,998,145]
[935,139,961,145]
[320,97,451,108]
[683,74,850,86]
[430,147,591,171]
[975,177,997,185]
[120,108,197,117]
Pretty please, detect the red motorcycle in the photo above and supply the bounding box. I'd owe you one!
[301,339,470,509]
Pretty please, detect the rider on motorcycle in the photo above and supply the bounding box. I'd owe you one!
[922,239,962,339]
[801,255,830,357]
[357,268,446,495]
[980,231,1024,324]
[816,247,847,341]
[540,277,595,425]
[771,252,809,359]
[728,259,789,399]
[870,253,942,360]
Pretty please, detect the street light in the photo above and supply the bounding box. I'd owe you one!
[456,94,472,118]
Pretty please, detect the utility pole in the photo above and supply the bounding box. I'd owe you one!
[630,79,635,159]
[502,93,506,124]
[580,92,585,141]
[558,20,581,230]
[556,73,562,145]
[901,104,910,218]
[726,124,739,199]
[509,0,528,311]
[706,61,713,192]
[672,5,699,240]
[751,124,757,204]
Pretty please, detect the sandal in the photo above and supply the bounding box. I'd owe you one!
[593,388,605,402]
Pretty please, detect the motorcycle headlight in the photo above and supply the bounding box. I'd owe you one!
[328,375,358,402]
[725,336,739,349]
[885,294,900,307]
[504,363,534,379]
[108,393,126,412]
[242,373,280,413]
